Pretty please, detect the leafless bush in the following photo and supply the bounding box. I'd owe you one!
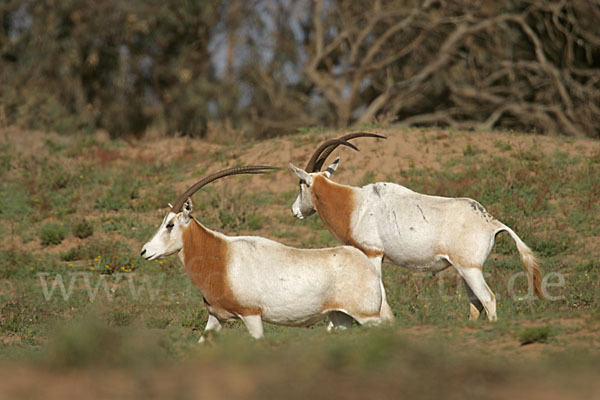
[304,0,600,137]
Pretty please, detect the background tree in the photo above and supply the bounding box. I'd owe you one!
[302,0,600,137]
[1,0,599,139]
[1,0,221,137]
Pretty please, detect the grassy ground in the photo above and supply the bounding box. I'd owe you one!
[0,127,599,398]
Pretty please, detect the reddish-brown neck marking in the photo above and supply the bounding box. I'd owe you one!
[312,175,357,243]
[312,176,382,258]
[182,219,260,318]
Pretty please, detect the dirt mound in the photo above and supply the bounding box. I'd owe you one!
[89,127,599,193]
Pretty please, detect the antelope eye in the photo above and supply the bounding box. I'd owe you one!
[166,222,174,230]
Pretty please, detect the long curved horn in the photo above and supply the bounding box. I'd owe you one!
[308,132,387,172]
[305,139,358,172]
[171,166,279,212]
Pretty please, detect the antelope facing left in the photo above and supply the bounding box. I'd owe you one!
[290,133,543,322]
[141,166,389,341]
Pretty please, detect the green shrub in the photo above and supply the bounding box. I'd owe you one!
[73,219,94,239]
[39,222,66,246]
[60,247,81,262]
[518,326,552,346]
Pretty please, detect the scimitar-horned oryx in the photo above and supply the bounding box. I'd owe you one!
[290,133,543,321]
[141,166,391,341]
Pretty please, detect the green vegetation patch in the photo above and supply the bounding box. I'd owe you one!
[518,326,553,346]
[39,222,67,246]
[72,218,94,239]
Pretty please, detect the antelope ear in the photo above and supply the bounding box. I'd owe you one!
[182,197,193,216]
[324,157,340,178]
[289,163,313,186]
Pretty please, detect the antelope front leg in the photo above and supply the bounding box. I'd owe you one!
[241,315,264,339]
[369,255,395,323]
[199,313,222,343]
[379,281,395,323]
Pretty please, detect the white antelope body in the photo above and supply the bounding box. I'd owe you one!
[141,166,387,341]
[290,134,543,321]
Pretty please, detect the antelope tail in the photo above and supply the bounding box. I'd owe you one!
[501,225,543,298]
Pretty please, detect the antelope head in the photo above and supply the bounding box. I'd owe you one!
[290,133,385,219]
[141,166,278,260]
